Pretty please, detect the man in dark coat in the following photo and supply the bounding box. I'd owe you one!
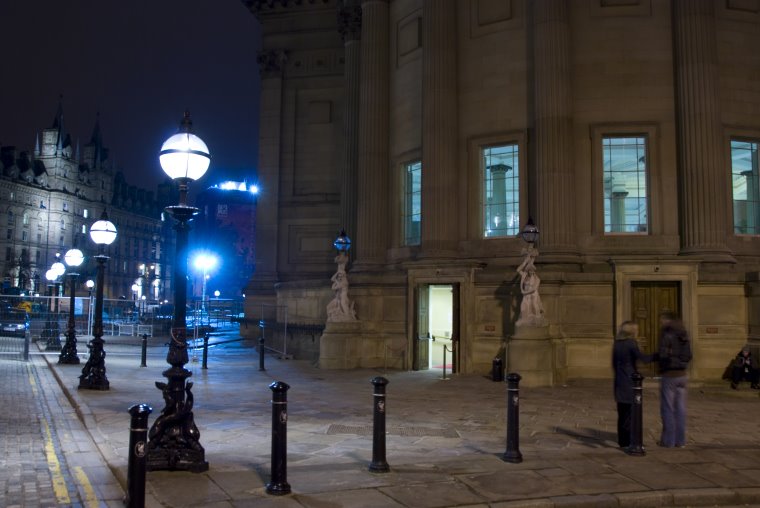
[657,312,692,448]
[731,345,760,389]
[612,321,657,450]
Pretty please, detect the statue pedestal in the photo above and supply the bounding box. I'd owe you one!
[508,325,554,387]
[319,321,363,369]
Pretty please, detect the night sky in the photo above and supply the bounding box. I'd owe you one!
[0,1,261,194]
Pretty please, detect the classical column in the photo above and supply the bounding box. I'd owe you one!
[356,0,389,266]
[249,49,287,292]
[672,0,732,260]
[532,0,577,261]
[421,0,458,256]
[338,0,362,241]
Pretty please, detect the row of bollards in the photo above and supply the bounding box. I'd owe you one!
[124,369,647,504]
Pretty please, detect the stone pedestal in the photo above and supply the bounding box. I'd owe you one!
[508,325,553,387]
[319,321,363,369]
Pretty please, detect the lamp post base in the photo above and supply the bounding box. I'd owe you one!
[58,331,80,364]
[147,366,208,473]
[78,337,109,390]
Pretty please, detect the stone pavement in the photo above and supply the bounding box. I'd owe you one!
[10,335,760,507]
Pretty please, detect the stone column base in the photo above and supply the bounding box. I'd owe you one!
[508,325,554,387]
[319,321,363,369]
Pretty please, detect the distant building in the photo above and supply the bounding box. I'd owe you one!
[0,99,175,301]
[192,181,257,300]
[241,1,760,384]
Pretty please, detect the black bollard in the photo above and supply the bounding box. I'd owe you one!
[259,335,266,371]
[202,333,209,370]
[369,376,390,473]
[140,334,148,368]
[266,381,291,495]
[628,372,646,456]
[126,404,153,508]
[502,372,523,463]
[492,357,503,382]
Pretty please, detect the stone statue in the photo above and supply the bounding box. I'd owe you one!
[516,244,546,327]
[327,251,357,322]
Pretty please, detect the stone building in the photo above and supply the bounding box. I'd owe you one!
[241,0,760,384]
[0,101,174,302]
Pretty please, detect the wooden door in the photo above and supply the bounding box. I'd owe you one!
[413,284,430,371]
[631,282,680,376]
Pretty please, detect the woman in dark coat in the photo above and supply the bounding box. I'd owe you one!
[612,321,657,449]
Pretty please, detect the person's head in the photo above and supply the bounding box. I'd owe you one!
[616,320,638,341]
[742,345,751,356]
[659,311,677,327]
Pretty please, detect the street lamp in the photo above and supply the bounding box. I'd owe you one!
[147,111,210,473]
[79,211,117,390]
[193,253,217,316]
[44,267,62,350]
[85,279,95,336]
[59,248,84,364]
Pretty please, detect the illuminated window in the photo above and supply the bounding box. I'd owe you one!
[483,144,520,237]
[403,161,422,246]
[731,139,760,235]
[602,136,648,233]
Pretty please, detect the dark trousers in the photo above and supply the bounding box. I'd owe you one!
[616,402,632,447]
[732,366,760,385]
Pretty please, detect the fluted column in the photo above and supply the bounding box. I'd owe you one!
[532,0,577,261]
[338,0,362,243]
[250,49,287,287]
[356,0,390,265]
[673,0,732,261]
[421,0,459,256]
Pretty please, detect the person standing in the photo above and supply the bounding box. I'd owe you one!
[612,321,656,450]
[657,312,692,448]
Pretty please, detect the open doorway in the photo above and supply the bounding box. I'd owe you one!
[413,284,460,372]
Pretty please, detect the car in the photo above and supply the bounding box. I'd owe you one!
[0,309,30,338]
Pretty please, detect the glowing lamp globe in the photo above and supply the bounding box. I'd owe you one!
[64,249,84,268]
[45,269,57,282]
[333,230,351,253]
[52,262,66,276]
[90,212,118,246]
[520,218,539,245]
[159,112,211,181]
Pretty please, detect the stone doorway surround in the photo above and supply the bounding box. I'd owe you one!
[611,258,699,366]
[406,264,477,374]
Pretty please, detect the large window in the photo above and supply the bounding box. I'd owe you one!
[602,136,648,233]
[731,139,760,235]
[403,161,422,246]
[483,144,520,237]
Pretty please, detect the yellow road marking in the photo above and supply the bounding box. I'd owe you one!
[41,419,71,504]
[74,466,100,508]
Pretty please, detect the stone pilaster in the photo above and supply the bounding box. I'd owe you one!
[247,49,287,296]
[421,0,458,256]
[338,0,362,243]
[672,0,733,261]
[355,0,389,266]
[532,0,577,261]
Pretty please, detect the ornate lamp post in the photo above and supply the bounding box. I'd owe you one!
[44,266,63,350]
[515,217,546,327]
[79,211,117,390]
[59,248,84,364]
[326,230,357,322]
[193,253,217,321]
[147,111,210,472]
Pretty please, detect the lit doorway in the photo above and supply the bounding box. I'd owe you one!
[413,284,459,372]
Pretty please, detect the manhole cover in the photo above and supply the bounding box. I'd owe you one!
[327,424,459,438]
